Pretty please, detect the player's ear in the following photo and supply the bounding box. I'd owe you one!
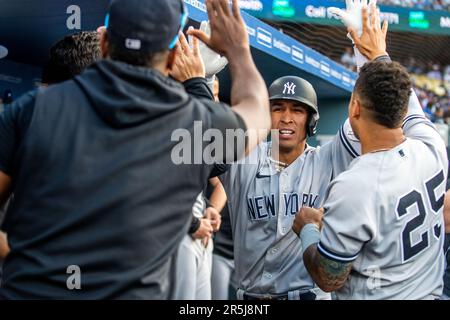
[100,31,109,59]
[350,95,361,120]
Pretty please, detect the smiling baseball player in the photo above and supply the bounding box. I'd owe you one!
[218,75,361,300]
[216,0,443,300]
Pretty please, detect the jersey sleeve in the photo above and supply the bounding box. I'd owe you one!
[317,119,362,179]
[201,100,248,164]
[0,90,37,175]
[402,90,448,165]
[183,77,214,101]
[218,144,261,223]
[218,164,239,222]
[318,171,377,263]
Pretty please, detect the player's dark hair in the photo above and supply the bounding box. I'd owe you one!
[42,31,101,84]
[354,61,412,129]
[108,35,166,68]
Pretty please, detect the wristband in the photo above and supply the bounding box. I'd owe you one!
[374,55,392,63]
[299,223,320,255]
[354,46,369,73]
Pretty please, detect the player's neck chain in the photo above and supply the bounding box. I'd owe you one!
[269,158,288,173]
[268,146,289,173]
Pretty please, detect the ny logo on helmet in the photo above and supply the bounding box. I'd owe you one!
[283,82,296,95]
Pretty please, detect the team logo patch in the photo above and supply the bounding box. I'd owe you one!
[283,82,296,95]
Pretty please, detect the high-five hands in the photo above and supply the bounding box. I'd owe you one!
[170,29,206,82]
[348,5,388,61]
[328,0,388,66]
[188,0,249,59]
[197,21,228,78]
[328,0,378,39]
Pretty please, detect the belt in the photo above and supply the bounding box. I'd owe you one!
[242,291,317,301]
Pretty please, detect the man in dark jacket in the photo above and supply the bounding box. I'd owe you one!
[0,0,270,299]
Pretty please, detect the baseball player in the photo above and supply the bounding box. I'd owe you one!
[216,1,445,301]
[218,75,360,300]
[173,192,213,300]
[169,26,228,300]
[294,4,448,300]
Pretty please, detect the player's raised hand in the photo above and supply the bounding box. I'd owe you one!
[348,4,388,61]
[197,21,229,78]
[328,0,376,38]
[187,0,249,58]
[170,29,206,82]
[292,207,324,236]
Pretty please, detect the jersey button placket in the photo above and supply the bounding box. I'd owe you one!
[278,175,287,236]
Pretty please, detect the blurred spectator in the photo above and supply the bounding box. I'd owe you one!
[427,64,443,82]
[337,47,450,126]
[435,107,445,124]
[444,65,450,84]
[374,0,450,11]
[400,58,450,125]
[336,45,450,126]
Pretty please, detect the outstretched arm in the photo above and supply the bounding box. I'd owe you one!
[445,190,450,234]
[292,207,352,292]
[325,2,446,177]
[0,172,11,209]
[0,231,10,260]
[0,173,10,259]
[189,0,271,155]
[292,176,375,293]
[303,244,352,292]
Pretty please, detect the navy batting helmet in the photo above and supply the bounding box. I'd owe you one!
[269,76,319,137]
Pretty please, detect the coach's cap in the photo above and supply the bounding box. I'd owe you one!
[106,0,188,54]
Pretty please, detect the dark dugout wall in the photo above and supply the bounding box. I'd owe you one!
[0,0,109,97]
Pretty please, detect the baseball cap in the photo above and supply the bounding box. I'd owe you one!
[105,0,188,54]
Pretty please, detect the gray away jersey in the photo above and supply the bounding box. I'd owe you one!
[320,102,448,300]
[220,119,360,295]
[220,89,443,296]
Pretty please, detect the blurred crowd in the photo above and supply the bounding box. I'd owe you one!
[405,58,450,124]
[341,48,450,124]
[374,0,450,11]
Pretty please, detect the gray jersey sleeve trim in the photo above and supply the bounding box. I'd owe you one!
[402,115,428,128]
[374,55,392,63]
[318,242,360,263]
[339,126,359,159]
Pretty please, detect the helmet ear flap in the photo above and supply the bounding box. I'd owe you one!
[307,112,319,137]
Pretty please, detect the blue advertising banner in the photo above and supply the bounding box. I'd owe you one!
[236,0,450,35]
[185,0,357,91]
[0,0,357,96]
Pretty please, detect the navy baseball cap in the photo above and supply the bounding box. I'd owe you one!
[105,0,188,54]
